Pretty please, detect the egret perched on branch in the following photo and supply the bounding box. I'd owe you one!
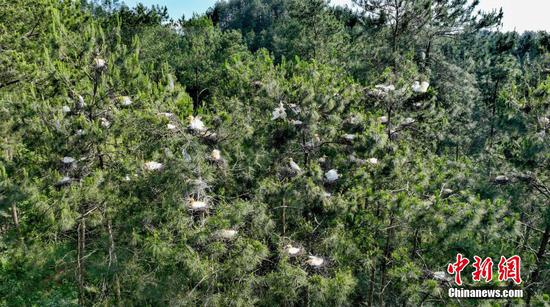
[188,199,208,212]
[94,58,106,70]
[495,175,509,184]
[144,161,163,171]
[285,244,302,257]
[289,158,301,173]
[325,169,339,182]
[306,255,325,267]
[412,81,429,93]
[217,229,238,240]
[271,103,287,120]
[211,149,222,161]
[62,157,75,164]
[188,115,206,132]
[100,117,110,128]
[120,96,133,106]
[77,95,85,109]
[343,134,355,142]
[375,84,395,92]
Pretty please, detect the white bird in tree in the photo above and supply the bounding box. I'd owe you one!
[62,156,76,164]
[100,117,110,128]
[188,199,208,212]
[495,175,509,184]
[433,271,450,281]
[368,158,378,165]
[289,158,301,172]
[402,117,415,126]
[271,102,287,120]
[144,161,163,171]
[120,96,133,106]
[306,255,325,267]
[188,115,206,132]
[158,112,175,118]
[325,169,339,182]
[343,134,355,141]
[285,244,302,256]
[55,176,72,187]
[217,229,238,240]
[77,95,85,109]
[94,58,106,69]
[412,81,429,93]
[375,84,395,92]
[211,149,222,161]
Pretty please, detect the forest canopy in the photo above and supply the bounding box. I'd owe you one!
[0,0,549,305]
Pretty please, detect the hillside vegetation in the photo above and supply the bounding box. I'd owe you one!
[0,0,548,305]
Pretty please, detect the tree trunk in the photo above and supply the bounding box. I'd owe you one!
[488,80,500,147]
[379,214,395,306]
[368,264,376,307]
[387,105,393,140]
[11,203,19,231]
[107,218,121,304]
[525,223,550,305]
[77,219,86,306]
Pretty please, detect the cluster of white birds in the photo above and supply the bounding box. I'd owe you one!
[56,156,78,186]
[284,244,325,268]
[373,80,429,96]
[288,159,342,184]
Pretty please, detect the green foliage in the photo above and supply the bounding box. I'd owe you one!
[0,0,548,306]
